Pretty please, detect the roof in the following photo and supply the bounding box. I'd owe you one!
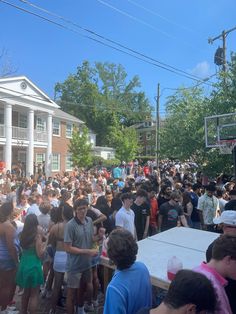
[0,75,59,108]
[53,108,85,124]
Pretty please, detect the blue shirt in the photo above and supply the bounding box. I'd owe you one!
[104,261,152,314]
[113,167,122,179]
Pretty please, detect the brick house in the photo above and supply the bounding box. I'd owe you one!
[0,76,114,177]
[130,120,156,157]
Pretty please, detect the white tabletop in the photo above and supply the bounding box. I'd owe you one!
[148,227,219,252]
[136,227,219,289]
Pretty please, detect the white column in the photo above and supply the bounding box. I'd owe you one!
[26,109,34,177]
[4,103,12,172]
[46,113,52,177]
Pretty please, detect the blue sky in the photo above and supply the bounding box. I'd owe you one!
[0,0,236,115]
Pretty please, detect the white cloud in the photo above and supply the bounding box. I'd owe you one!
[190,61,211,78]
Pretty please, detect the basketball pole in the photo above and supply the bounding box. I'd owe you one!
[155,83,160,171]
[233,146,236,183]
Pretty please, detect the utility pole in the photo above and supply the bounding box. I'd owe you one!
[208,26,236,73]
[155,83,160,170]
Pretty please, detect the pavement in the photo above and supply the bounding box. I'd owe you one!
[14,288,104,314]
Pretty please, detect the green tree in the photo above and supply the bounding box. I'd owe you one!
[160,54,236,176]
[68,125,92,168]
[107,126,139,162]
[161,87,208,160]
[55,61,152,147]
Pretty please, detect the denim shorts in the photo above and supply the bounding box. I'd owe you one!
[0,258,16,271]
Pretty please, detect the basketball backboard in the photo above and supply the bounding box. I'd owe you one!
[205,112,236,149]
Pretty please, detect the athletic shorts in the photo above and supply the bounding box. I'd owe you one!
[66,268,92,289]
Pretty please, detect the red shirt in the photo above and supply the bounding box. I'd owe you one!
[149,197,158,227]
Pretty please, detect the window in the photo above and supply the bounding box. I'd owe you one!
[151,146,155,154]
[66,154,73,171]
[66,123,73,138]
[144,121,152,127]
[146,146,151,156]
[36,117,46,131]
[36,153,45,164]
[52,153,60,171]
[52,119,60,136]
[18,151,26,162]
[146,132,151,140]
[19,114,27,128]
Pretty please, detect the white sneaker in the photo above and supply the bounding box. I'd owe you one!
[46,290,52,299]
[84,303,95,312]
[92,299,99,307]
[7,307,17,311]
[0,310,19,314]
[77,306,85,314]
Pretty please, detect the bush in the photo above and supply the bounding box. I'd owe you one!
[102,158,120,168]
[91,156,105,166]
[91,156,120,169]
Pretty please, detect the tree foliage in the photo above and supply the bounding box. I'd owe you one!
[55,61,152,150]
[106,125,139,162]
[68,125,92,168]
[161,54,236,176]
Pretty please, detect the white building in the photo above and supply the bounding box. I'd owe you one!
[0,76,115,177]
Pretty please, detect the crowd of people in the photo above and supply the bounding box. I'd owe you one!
[0,159,236,314]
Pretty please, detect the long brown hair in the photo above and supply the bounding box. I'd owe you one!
[0,202,13,223]
[20,214,38,249]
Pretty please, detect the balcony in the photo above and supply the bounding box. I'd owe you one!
[34,130,47,142]
[0,125,47,142]
[12,126,28,140]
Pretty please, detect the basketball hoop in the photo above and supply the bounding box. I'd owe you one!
[218,139,236,154]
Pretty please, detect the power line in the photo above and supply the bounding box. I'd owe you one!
[96,0,174,39]
[0,85,156,114]
[1,0,214,85]
[21,0,208,83]
[126,0,196,34]
[20,0,214,84]
[160,72,218,93]
[96,0,200,51]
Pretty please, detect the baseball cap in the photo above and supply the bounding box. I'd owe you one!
[213,210,236,226]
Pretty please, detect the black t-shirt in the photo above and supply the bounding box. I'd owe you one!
[224,200,236,211]
[157,195,169,207]
[206,239,236,314]
[131,202,150,241]
[159,202,183,232]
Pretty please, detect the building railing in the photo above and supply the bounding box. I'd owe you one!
[0,125,47,142]
[12,126,28,140]
[0,124,5,137]
[34,130,47,142]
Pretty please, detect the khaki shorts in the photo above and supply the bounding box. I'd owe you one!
[66,269,92,289]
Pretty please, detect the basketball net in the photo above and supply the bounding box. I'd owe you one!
[218,140,236,154]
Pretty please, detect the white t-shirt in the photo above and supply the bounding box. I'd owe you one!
[218,198,228,212]
[115,206,135,237]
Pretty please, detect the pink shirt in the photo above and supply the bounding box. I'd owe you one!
[194,262,232,314]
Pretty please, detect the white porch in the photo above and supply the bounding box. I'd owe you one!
[0,76,59,177]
